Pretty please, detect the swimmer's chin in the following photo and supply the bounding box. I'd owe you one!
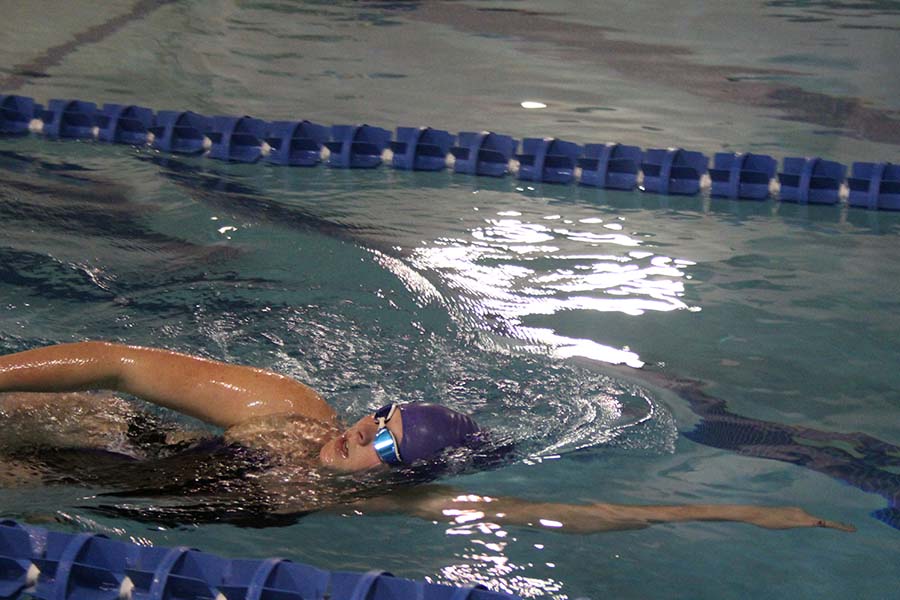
[317,435,354,471]
[317,435,337,467]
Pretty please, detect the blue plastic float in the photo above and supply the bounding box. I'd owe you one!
[450,132,517,177]
[151,111,212,154]
[0,95,43,134]
[95,104,154,145]
[207,116,268,163]
[0,520,514,600]
[777,157,846,205]
[577,143,642,190]
[641,148,708,195]
[42,99,97,139]
[847,162,900,210]
[709,152,777,200]
[265,120,329,166]
[390,127,454,171]
[516,137,580,184]
[325,124,392,168]
[2,93,899,210]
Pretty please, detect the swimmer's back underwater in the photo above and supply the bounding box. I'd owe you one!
[0,341,855,532]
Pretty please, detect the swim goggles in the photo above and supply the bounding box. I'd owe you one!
[373,403,402,465]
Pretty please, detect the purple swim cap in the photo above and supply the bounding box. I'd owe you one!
[397,404,480,465]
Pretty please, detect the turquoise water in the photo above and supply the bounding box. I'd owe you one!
[2,2,900,598]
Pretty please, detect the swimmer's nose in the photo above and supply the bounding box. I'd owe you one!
[356,423,375,446]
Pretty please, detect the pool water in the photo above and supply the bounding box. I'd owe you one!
[2,2,899,598]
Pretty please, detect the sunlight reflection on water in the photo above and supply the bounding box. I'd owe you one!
[438,527,567,599]
[410,213,699,368]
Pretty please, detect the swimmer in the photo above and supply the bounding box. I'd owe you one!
[0,341,854,533]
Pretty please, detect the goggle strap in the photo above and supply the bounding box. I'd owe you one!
[374,403,398,430]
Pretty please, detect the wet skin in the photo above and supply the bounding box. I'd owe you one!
[0,343,857,533]
[318,410,404,472]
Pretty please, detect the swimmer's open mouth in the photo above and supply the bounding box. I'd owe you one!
[339,434,349,459]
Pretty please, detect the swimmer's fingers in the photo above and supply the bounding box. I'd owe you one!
[748,506,856,532]
[814,518,856,533]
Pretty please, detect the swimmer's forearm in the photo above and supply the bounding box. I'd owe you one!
[0,342,121,392]
[355,486,854,533]
[0,342,335,427]
[353,486,650,532]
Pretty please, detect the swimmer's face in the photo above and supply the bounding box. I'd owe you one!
[318,409,404,472]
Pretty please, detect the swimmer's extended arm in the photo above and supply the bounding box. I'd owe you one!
[0,342,335,428]
[351,485,855,533]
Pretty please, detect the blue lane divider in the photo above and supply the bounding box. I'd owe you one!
[41,99,97,139]
[0,520,519,600]
[709,152,777,200]
[95,104,154,145]
[577,143,642,190]
[641,148,708,195]
[516,137,580,184]
[264,120,329,167]
[778,157,846,205]
[0,95,43,134]
[150,110,212,154]
[391,127,455,171]
[226,557,328,600]
[848,162,900,210]
[450,132,517,177]
[31,530,126,600]
[136,546,221,600]
[207,116,268,163]
[451,584,489,600]
[2,94,898,210]
[325,124,392,168]
[0,521,32,599]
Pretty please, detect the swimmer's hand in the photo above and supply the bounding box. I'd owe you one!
[350,485,855,534]
[728,505,856,532]
[569,502,856,533]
